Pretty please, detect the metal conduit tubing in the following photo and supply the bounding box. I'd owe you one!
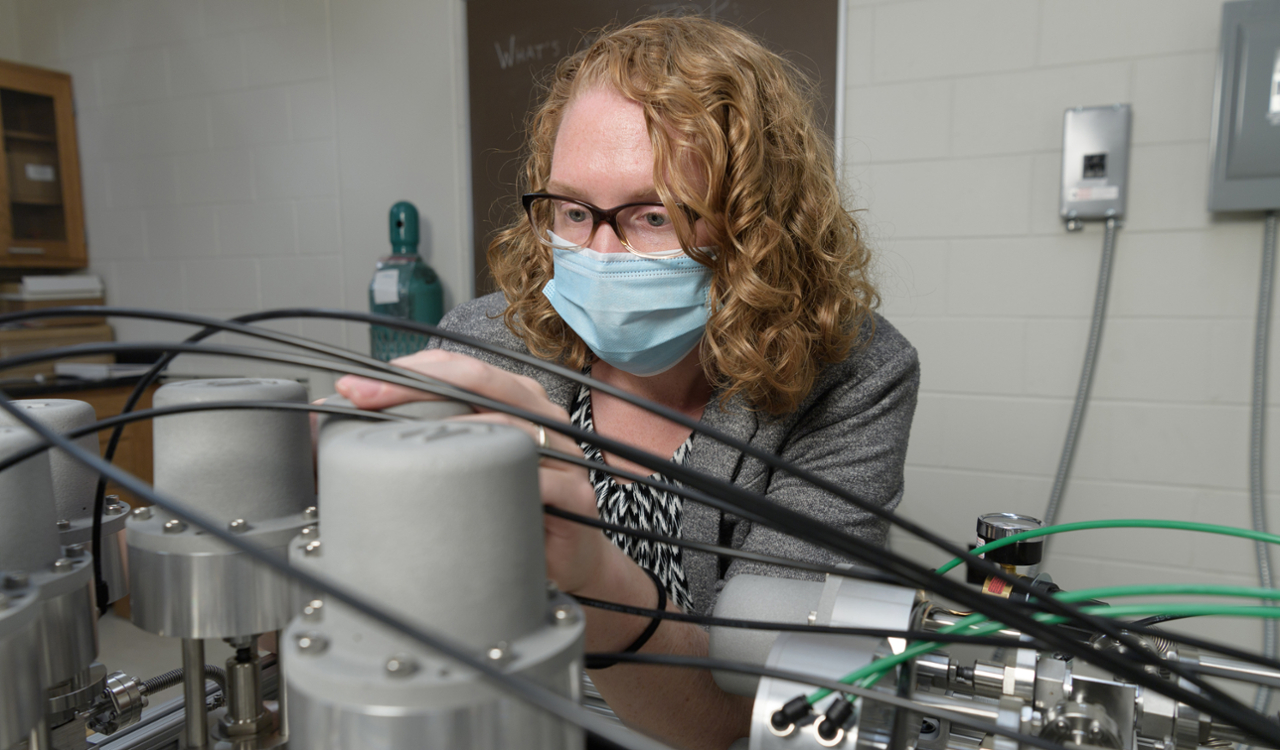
[1040,217,1118,564]
[1253,210,1280,718]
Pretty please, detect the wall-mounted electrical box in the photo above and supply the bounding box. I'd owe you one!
[1060,104,1132,228]
[1208,0,1280,212]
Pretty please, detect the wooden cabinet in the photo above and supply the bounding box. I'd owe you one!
[0,59,87,269]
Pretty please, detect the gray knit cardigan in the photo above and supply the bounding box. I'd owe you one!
[428,293,920,615]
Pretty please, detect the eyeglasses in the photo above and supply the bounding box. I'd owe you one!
[522,193,698,259]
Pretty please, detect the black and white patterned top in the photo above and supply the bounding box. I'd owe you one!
[569,381,695,612]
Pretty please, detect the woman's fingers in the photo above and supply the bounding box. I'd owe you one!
[449,412,582,469]
[336,350,560,419]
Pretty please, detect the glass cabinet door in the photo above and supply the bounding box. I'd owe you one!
[0,60,87,268]
[3,88,66,244]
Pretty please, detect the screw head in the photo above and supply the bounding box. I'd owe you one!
[55,519,70,531]
[3,572,29,590]
[294,632,328,655]
[105,502,126,515]
[304,506,318,521]
[131,507,152,520]
[385,654,419,677]
[303,540,322,556]
[228,519,250,533]
[53,557,74,573]
[163,519,187,534]
[486,641,514,664]
[551,604,578,626]
[66,543,87,559]
[302,599,324,621]
[300,525,318,538]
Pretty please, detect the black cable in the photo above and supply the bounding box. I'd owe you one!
[571,595,1041,650]
[0,400,408,475]
[543,504,903,586]
[1131,614,1194,628]
[3,318,1276,739]
[0,389,677,750]
[578,652,1071,750]
[3,338,1274,737]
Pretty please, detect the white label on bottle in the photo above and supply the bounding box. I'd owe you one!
[373,269,400,305]
[25,164,55,182]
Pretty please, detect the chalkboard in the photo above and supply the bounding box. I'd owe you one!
[465,0,840,292]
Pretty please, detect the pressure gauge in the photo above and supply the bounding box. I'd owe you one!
[976,512,1044,567]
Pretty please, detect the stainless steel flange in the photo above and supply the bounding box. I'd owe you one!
[127,509,309,639]
[283,591,585,750]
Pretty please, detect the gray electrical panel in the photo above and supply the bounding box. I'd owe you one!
[1060,104,1132,224]
[1208,0,1280,212]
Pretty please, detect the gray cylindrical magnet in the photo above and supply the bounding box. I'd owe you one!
[319,420,546,648]
[0,399,99,523]
[0,426,61,573]
[153,378,313,522]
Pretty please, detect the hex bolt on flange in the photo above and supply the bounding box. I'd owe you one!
[385,654,419,677]
[295,632,328,655]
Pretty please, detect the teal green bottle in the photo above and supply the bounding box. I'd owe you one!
[369,201,444,361]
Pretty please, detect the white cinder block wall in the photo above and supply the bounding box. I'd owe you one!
[1,0,472,390]
[849,0,1278,654]
[5,0,1278,655]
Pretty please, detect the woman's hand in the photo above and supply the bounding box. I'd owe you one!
[334,349,617,595]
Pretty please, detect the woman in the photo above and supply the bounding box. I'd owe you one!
[337,16,918,749]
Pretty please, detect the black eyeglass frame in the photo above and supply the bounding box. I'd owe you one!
[521,192,699,259]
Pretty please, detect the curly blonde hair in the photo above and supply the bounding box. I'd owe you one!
[488,15,877,416]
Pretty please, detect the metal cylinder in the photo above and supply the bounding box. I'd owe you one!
[709,574,825,696]
[284,420,584,750]
[131,378,313,640]
[32,554,99,705]
[0,399,99,527]
[152,378,313,523]
[0,426,61,573]
[222,647,270,737]
[317,420,547,646]
[183,639,208,750]
[127,511,305,639]
[0,578,43,750]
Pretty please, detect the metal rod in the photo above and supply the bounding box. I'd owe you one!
[276,630,288,740]
[29,717,49,750]
[181,639,208,749]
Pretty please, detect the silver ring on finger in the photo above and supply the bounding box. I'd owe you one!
[535,423,548,451]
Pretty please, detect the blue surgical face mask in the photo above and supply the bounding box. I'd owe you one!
[542,233,713,377]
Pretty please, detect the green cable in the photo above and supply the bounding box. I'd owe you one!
[806,582,1280,705]
[937,518,1280,576]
